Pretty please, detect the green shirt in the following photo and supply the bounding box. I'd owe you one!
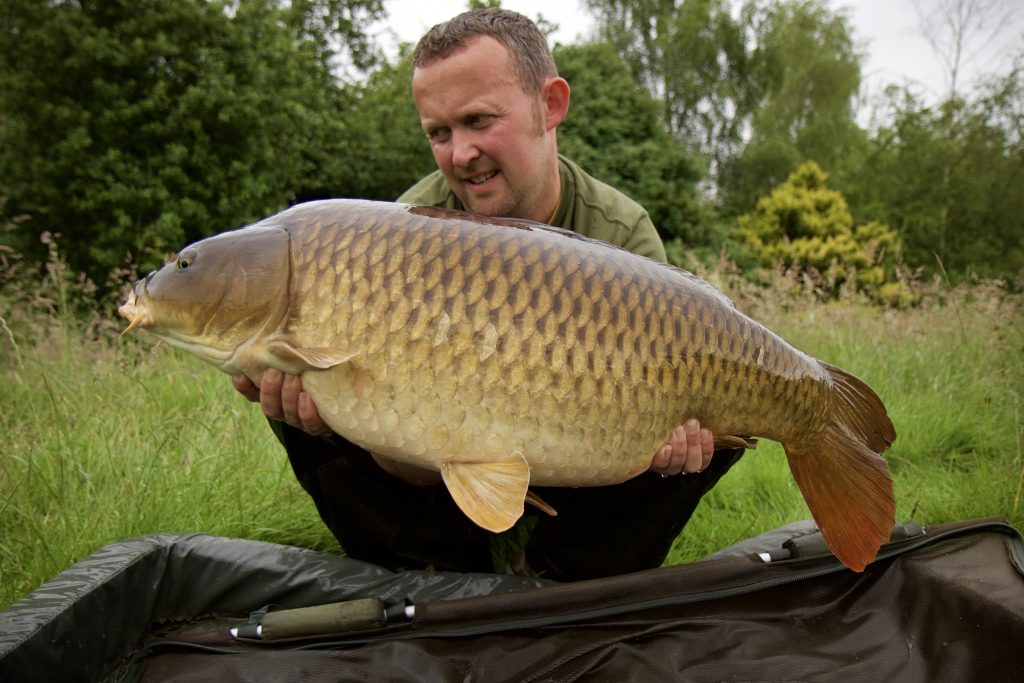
[397,155,668,263]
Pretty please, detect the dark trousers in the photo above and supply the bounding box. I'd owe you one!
[274,421,744,582]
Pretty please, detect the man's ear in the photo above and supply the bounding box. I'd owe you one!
[541,77,571,131]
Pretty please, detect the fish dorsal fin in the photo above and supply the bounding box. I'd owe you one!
[441,453,531,533]
[265,336,356,372]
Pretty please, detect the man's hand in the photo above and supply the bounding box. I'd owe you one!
[231,370,333,438]
[651,419,714,476]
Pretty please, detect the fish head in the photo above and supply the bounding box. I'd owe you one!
[118,224,290,371]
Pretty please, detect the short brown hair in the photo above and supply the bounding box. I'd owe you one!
[412,8,558,94]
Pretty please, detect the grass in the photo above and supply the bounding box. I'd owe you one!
[0,244,339,609]
[0,327,341,607]
[1,243,1021,609]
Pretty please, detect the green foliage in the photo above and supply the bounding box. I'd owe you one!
[1,0,1018,301]
[554,42,707,246]
[586,0,865,217]
[583,0,1022,281]
[585,0,748,169]
[322,53,437,202]
[717,0,866,214]
[838,72,1024,282]
[736,161,910,304]
[0,0,383,288]
[285,0,385,72]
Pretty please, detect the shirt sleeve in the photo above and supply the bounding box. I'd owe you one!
[619,213,668,263]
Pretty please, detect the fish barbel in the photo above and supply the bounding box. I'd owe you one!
[119,199,896,571]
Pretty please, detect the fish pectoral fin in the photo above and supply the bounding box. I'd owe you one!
[265,337,356,371]
[441,453,531,533]
[714,434,758,450]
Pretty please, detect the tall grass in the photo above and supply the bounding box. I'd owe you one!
[1,238,1021,609]
[0,237,339,609]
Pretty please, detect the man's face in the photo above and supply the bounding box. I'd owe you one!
[412,36,559,222]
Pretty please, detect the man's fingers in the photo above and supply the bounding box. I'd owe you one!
[280,373,302,426]
[651,443,673,472]
[700,428,714,470]
[232,374,260,402]
[240,369,331,437]
[682,419,703,473]
[298,392,333,438]
[259,368,285,421]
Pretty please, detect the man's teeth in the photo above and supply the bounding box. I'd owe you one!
[469,171,497,184]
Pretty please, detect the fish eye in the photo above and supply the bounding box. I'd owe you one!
[176,250,196,270]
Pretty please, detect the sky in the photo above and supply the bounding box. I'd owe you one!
[368,0,1024,107]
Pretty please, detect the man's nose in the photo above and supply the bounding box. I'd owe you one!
[451,130,480,168]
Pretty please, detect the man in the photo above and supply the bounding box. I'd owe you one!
[234,8,743,580]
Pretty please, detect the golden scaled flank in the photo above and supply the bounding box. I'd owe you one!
[283,208,819,486]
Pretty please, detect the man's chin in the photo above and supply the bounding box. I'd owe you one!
[461,194,513,218]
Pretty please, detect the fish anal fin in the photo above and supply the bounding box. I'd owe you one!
[441,453,531,533]
[266,336,356,372]
[785,365,896,572]
[714,434,758,450]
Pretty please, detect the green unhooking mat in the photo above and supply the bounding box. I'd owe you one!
[1,517,1022,681]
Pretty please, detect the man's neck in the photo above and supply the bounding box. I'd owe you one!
[531,154,563,224]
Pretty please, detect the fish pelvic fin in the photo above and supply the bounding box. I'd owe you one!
[525,490,558,517]
[441,453,531,533]
[785,363,896,573]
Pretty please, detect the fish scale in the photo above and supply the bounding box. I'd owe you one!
[119,199,896,571]
[299,204,830,478]
[294,206,680,476]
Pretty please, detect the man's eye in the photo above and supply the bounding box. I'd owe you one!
[468,115,492,128]
[427,128,450,143]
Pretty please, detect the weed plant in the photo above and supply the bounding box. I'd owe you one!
[1,237,1021,608]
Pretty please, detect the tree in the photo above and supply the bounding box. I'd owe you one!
[584,0,750,183]
[0,0,383,287]
[302,51,436,204]
[717,0,865,214]
[909,0,1019,261]
[913,0,1018,102]
[839,63,1024,282]
[553,42,708,251]
[585,0,865,216]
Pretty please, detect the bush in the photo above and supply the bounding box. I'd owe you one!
[735,161,912,305]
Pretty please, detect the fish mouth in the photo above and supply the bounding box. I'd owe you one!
[118,287,153,335]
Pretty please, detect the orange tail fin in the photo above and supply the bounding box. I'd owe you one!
[784,363,896,572]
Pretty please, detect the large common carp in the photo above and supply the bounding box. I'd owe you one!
[119,200,896,571]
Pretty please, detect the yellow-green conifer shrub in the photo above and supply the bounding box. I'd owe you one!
[736,161,913,306]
